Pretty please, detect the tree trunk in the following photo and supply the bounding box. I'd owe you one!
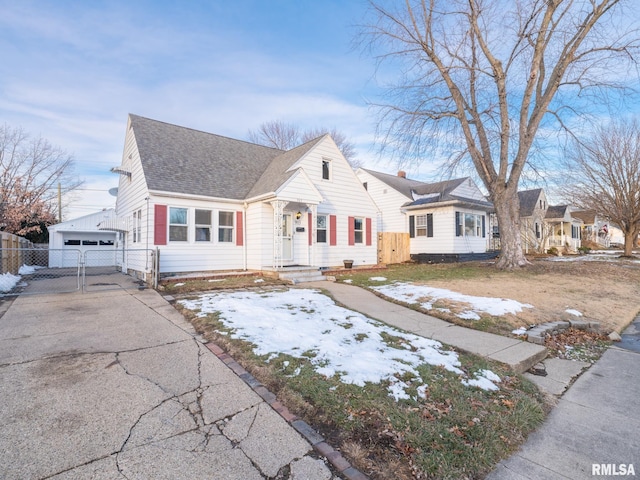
[623,226,638,257]
[492,189,529,269]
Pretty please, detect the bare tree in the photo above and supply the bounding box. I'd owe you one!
[248,120,359,168]
[361,0,639,269]
[0,124,80,236]
[565,119,640,257]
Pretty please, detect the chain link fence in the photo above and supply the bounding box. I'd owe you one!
[0,248,158,296]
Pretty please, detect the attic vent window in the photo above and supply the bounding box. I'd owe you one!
[322,159,331,180]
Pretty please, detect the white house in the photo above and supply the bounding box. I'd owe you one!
[356,169,495,262]
[100,115,378,276]
[48,209,118,267]
[518,189,582,253]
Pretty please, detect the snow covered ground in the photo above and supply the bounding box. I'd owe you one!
[371,281,533,321]
[179,288,502,400]
[0,265,43,293]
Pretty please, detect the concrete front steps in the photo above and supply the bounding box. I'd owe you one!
[264,266,326,284]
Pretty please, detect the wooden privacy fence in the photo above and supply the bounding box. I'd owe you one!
[377,232,410,265]
[1,232,37,274]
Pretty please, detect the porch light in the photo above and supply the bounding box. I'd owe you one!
[296,211,302,220]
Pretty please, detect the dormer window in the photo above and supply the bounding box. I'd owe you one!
[322,159,331,180]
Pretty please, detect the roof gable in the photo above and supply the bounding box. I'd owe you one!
[245,136,324,199]
[359,169,425,199]
[518,189,544,217]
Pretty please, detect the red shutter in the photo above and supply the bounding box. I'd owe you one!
[236,211,244,246]
[154,204,167,245]
[366,217,372,246]
[329,215,337,246]
[307,212,313,246]
[348,216,355,246]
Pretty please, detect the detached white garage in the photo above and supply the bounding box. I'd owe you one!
[48,210,119,268]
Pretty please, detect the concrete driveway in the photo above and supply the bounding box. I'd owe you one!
[0,278,335,479]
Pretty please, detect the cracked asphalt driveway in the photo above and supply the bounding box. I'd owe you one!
[0,282,334,480]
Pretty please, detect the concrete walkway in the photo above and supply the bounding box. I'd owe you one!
[308,281,547,373]
[487,326,640,479]
[0,277,342,480]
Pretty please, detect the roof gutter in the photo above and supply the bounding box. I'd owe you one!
[401,199,494,212]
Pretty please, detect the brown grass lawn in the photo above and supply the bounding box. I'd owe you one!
[422,258,640,333]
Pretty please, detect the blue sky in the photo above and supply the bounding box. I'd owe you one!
[2,1,639,220]
[1,0,400,219]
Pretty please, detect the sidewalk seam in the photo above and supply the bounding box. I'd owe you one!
[203,341,370,480]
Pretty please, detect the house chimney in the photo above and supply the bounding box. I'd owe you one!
[397,170,406,178]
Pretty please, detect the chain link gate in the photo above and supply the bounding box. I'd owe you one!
[1,248,159,296]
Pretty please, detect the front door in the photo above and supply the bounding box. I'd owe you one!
[282,214,293,261]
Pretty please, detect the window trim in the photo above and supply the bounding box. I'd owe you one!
[195,209,212,242]
[316,214,328,243]
[321,158,331,181]
[218,210,234,243]
[456,211,485,238]
[169,207,188,242]
[353,217,364,244]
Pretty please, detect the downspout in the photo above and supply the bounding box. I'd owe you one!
[145,197,150,271]
[243,202,248,271]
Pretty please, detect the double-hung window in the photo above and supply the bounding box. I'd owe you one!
[415,214,433,237]
[456,212,485,237]
[353,217,364,244]
[317,215,327,243]
[133,209,142,243]
[169,207,188,242]
[195,209,212,242]
[218,211,234,242]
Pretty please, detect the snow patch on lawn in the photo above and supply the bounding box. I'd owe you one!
[565,309,582,317]
[179,289,502,398]
[372,282,533,319]
[369,276,387,281]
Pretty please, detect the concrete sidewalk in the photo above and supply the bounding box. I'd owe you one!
[309,281,547,373]
[487,341,640,479]
[0,278,341,480]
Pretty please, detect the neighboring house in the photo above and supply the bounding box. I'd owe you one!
[545,205,583,251]
[356,169,495,263]
[572,210,611,247]
[100,114,378,276]
[518,188,548,254]
[48,209,118,267]
[517,189,582,253]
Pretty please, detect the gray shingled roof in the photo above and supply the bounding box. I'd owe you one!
[363,169,492,209]
[545,205,570,220]
[572,210,596,225]
[361,169,427,198]
[130,114,286,200]
[245,136,326,199]
[518,189,543,217]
